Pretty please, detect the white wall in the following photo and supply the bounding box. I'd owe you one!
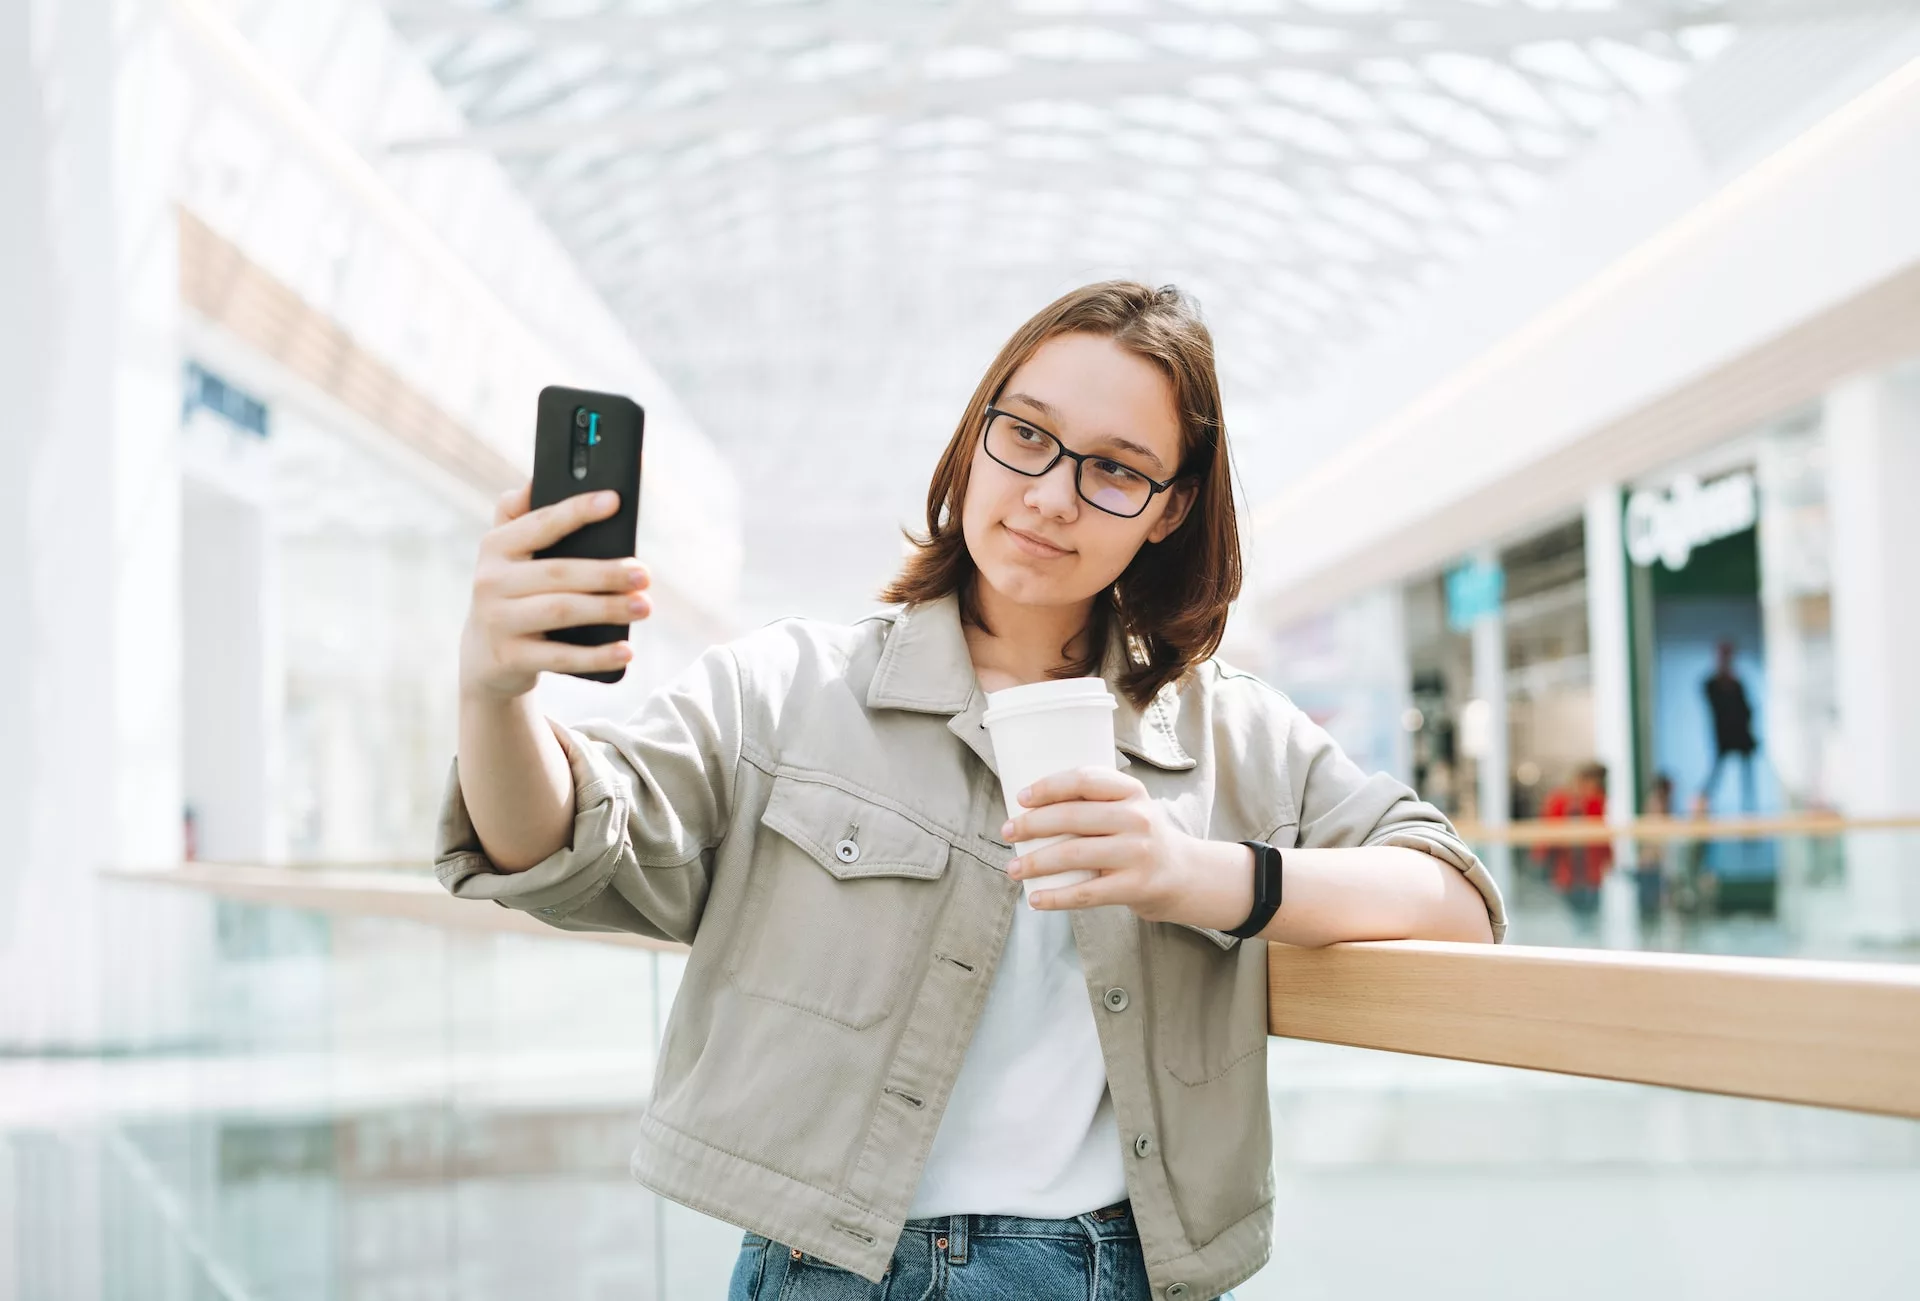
[0,0,212,1050]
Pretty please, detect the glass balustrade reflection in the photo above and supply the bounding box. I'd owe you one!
[1471,825,1920,960]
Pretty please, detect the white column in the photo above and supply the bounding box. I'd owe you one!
[1755,428,1823,809]
[1755,420,1841,943]
[181,467,287,866]
[1826,366,1920,944]
[1468,550,1512,894]
[1585,488,1638,820]
[1586,487,1641,948]
[0,0,210,1050]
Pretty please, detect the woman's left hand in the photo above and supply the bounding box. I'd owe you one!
[1002,767,1212,924]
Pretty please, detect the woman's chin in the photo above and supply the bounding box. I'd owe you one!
[977,562,1091,609]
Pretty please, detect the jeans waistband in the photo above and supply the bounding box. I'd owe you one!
[900,1198,1136,1253]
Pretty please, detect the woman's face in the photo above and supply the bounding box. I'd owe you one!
[962,332,1196,613]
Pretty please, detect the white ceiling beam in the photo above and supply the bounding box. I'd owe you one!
[520,131,1529,226]
[387,0,1909,155]
[389,50,1644,155]
[380,0,1882,58]
[389,3,1584,44]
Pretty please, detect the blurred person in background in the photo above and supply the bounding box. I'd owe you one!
[1537,761,1611,932]
[439,282,1504,1301]
[1702,640,1759,814]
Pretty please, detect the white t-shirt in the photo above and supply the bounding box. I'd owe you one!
[906,895,1127,1219]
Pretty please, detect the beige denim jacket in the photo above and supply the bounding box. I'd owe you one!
[435,592,1505,1301]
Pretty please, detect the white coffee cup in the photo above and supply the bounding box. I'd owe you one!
[980,677,1119,903]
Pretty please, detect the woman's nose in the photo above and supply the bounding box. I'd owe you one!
[1028,459,1080,518]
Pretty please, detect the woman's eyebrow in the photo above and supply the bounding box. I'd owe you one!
[1002,392,1169,473]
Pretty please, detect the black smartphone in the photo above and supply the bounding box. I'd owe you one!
[529,384,645,684]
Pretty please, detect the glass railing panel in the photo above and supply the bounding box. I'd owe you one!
[1470,824,1920,961]
[1,900,738,1301]
[1240,1038,1920,1301]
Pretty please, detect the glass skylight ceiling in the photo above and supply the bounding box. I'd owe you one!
[378,0,1887,618]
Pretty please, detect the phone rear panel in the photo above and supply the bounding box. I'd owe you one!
[529,385,645,680]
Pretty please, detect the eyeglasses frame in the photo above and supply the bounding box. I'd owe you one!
[979,405,1187,520]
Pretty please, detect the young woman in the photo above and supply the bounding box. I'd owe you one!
[440,282,1505,1301]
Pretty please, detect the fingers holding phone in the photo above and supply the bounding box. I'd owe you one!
[463,387,647,696]
[461,485,652,700]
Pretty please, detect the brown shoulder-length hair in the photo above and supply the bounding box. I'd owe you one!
[879,281,1242,708]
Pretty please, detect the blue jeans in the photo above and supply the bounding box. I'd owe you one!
[725,1199,1236,1300]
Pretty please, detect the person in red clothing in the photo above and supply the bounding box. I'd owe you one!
[1536,761,1610,929]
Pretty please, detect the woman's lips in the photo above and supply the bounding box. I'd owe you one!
[1005,524,1071,558]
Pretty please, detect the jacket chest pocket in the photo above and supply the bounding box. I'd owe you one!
[726,773,953,1030]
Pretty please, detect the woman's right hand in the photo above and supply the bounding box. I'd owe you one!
[459,483,653,700]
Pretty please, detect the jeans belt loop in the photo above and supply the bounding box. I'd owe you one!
[946,1213,969,1265]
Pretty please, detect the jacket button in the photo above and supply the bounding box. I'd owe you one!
[1102,987,1129,1012]
[1165,1285,1191,1300]
[834,839,860,864]
[1133,1132,1154,1158]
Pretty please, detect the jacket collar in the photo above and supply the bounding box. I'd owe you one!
[867,592,1196,772]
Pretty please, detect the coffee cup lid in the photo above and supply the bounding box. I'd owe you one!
[981,676,1116,726]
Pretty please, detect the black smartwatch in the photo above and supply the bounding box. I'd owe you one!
[1225,841,1283,939]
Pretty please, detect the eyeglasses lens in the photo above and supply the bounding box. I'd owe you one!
[985,413,1151,517]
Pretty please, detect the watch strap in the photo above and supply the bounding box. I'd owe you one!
[1225,840,1283,939]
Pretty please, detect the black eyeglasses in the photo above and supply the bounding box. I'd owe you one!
[980,406,1183,519]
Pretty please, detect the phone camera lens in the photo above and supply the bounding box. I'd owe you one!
[574,408,590,429]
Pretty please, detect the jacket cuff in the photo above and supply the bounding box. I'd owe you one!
[1364,825,1509,944]
[432,719,630,920]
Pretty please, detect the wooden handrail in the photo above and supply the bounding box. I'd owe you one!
[1452,811,1920,847]
[1268,940,1920,1120]
[109,863,1920,1119]
[158,812,1920,868]
[107,862,681,953]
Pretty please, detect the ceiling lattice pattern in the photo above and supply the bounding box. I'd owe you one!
[377,0,1896,620]
[384,1,1778,366]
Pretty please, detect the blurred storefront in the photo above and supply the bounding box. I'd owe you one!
[1402,519,1597,827]
[1269,368,1916,946]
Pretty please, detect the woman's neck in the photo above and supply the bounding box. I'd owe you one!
[963,577,1096,691]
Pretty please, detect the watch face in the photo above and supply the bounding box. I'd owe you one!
[1255,843,1280,906]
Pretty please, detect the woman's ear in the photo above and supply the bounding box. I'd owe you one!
[1145,481,1197,544]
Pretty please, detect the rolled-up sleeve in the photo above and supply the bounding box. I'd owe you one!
[433,643,745,945]
[1284,706,1507,943]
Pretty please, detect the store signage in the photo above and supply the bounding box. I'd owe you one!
[1624,470,1756,570]
[183,360,270,438]
[1444,559,1504,632]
